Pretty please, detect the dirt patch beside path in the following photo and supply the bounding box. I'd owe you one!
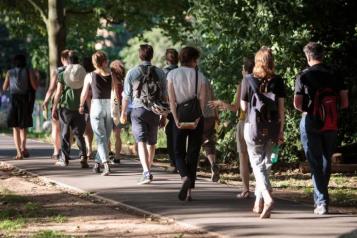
[0,164,217,238]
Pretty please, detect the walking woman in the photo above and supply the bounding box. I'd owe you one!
[240,47,285,218]
[2,54,39,159]
[167,46,206,201]
[80,51,117,176]
[209,57,254,198]
[108,60,126,163]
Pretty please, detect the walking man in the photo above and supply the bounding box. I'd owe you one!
[120,44,167,184]
[52,50,88,168]
[294,42,349,215]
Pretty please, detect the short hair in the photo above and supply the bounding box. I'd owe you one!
[67,50,79,64]
[165,48,179,65]
[110,60,126,82]
[13,54,26,68]
[253,46,275,79]
[303,42,324,61]
[179,46,200,66]
[92,51,108,69]
[60,49,70,60]
[243,56,254,74]
[139,44,154,61]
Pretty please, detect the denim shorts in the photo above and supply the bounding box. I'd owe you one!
[131,107,160,145]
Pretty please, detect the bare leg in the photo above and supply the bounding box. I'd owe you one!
[84,122,93,157]
[52,119,61,155]
[137,142,149,172]
[19,128,27,152]
[114,127,122,159]
[146,144,156,170]
[13,128,21,157]
[206,153,215,166]
[239,151,250,192]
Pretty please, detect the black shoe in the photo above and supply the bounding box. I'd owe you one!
[80,156,89,169]
[108,152,115,165]
[113,158,121,164]
[93,162,101,173]
[178,177,191,201]
[149,173,153,181]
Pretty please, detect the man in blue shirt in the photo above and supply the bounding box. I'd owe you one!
[121,44,167,184]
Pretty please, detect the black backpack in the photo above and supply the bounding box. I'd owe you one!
[246,75,280,143]
[133,65,163,109]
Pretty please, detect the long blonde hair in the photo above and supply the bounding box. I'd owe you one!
[253,46,275,79]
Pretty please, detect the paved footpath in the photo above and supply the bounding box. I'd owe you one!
[1,134,356,238]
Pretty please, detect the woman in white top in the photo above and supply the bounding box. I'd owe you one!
[167,46,206,201]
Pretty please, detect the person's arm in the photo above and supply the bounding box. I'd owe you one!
[42,70,58,110]
[340,90,348,109]
[293,95,304,112]
[120,70,133,124]
[51,82,63,120]
[278,97,285,144]
[79,74,91,114]
[29,69,39,90]
[167,79,181,128]
[2,71,10,91]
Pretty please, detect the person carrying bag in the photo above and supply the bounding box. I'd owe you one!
[167,46,206,201]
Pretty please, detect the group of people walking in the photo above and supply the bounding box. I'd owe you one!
[2,41,349,219]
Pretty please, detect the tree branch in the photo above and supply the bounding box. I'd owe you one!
[26,0,47,24]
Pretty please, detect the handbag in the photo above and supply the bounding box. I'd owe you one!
[176,68,202,122]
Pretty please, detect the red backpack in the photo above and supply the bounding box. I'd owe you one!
[312,87,338,131]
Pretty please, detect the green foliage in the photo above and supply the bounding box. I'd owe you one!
[32,230,72,238]
[171,0,357,164]
[0,218,26,231]
[120,28,181,69]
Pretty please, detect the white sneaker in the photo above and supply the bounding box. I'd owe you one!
[314,204,328,215]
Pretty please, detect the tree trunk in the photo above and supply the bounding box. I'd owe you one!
[47,0,65,77]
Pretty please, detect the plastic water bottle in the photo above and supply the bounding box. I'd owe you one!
[271,145,279,164]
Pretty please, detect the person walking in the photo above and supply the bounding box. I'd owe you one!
[294,42,348,215]
[209,57,254,198]
[163,48,179,173]
[42,50,70,160]
[167,46,206,201]
[82,56,95,160]
[240,47,285,218]
[201,78,220,182]
[52,50,88,168]
[120,44,167,184]
[2,54,39,160]
[80,51,116,176]
[108,60,126,164]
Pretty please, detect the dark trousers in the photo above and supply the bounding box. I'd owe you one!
[300,115,337,206]
[59,107,87,160]
[165,113,176,167]
[173,118,204,189]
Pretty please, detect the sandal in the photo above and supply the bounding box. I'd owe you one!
[15,154,23,160]
[260,201,274,219]
[237,190,250,199]
[252,200,264,214]
[21,149,30,158]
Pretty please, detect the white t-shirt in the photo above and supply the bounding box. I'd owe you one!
[167,66,206,104]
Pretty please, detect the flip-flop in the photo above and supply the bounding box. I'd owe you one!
[21,149,30,158]
[236,190,250,199]
[15,155,23,160]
